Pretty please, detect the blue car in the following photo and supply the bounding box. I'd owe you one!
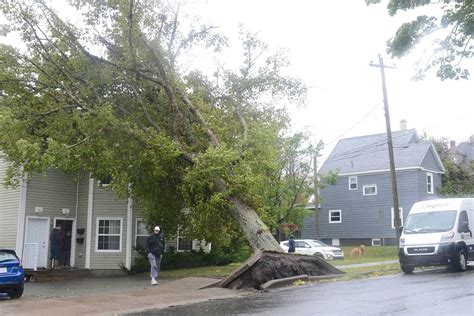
[0,249,24,299]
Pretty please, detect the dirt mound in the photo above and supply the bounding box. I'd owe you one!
[219,251,345,290]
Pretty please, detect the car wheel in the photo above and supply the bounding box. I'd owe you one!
[400,264,414,274]
[313,253,325,260]
[7,286,24,299]
[453,248,467,272]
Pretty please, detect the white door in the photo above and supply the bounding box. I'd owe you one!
[25,218,49,269]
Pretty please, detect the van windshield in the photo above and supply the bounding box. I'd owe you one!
[404,210,457,234]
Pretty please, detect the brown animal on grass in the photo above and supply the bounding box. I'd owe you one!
[350,245,366,258]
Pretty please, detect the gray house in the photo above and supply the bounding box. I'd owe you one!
[0,155,208,274]
[301,128,445,246]
[450,135,474,169]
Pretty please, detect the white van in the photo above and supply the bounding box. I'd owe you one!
[399,198,474,274]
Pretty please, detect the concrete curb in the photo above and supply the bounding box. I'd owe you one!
[198,278,225,289]
[307,274,346,281]
[261,275,309,290]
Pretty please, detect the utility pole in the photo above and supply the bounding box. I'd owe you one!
[370,54,401,247]
[313,151,320,240]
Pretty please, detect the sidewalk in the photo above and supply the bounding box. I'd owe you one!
[0,277,246,316]
[0,260,401,315]
[335,259,399,270]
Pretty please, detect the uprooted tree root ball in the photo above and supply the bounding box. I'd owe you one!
[219,251,345,290]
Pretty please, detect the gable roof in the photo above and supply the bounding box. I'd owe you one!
[320,129,445,175]
[454,140,474,164]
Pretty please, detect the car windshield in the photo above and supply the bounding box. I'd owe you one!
[0,251,17,263]
[404,210,457,234]
[308,240,328,247]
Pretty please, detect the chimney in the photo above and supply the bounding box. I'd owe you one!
[400,119,407,131]
[450,140,456,149]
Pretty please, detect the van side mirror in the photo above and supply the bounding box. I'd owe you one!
[460,221,472,236]
[398,226,403,235]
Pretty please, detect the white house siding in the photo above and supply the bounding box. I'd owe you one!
[131,205,145,264]
[74,176,90,269]
[25,170,77,228]
[0,158,20,249]
[89,183,129,270]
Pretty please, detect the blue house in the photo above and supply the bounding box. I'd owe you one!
[450,135,474,169]
[301,128,445,246]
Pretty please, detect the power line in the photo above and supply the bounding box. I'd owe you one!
[323,144,414,164]
[325,132,409,162]
[326,103,381,147]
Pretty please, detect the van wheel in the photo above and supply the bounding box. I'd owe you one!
[453,248,467,272]
[400,264,414,274]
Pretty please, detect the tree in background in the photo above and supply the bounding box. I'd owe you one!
[263,134,321,241]
[0,0,308,253]
[431,137,474,196]
[367,0,473,80]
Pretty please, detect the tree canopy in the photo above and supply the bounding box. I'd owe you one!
[368,0,474,80]
[431,137,474,196]
[0,0,309,251]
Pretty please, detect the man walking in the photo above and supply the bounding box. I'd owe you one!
[145,225,165,285]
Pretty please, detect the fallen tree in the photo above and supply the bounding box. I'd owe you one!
[0,0,338,280]
[220,251,345,290]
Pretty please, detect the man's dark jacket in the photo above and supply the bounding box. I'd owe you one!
[145,233,165,258]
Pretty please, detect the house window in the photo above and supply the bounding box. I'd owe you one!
[348,176,358,190]
[329,210,342,223]
[363,184,377,196]
[372,239,382,246]
[391,207,404,229]
[135,219,149,249]
[96,218,122,252]
[98,175,112,187]
[426,172,434,194]
[178,238,193,251]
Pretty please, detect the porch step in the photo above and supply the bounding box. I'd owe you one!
[25,268,93,283]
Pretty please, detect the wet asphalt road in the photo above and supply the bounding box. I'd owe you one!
[137,268,474,316]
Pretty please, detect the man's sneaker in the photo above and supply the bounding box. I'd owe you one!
[151,278,158,285]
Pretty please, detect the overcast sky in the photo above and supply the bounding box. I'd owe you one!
[2,1,472,160]
[184,0,473,158]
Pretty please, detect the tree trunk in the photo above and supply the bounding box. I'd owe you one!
[229,197,283,253]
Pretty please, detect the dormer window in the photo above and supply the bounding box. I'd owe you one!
[348,176,358,190]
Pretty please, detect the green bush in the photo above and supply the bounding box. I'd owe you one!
[128,244,252,273]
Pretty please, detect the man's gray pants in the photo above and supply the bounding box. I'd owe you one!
[148,253,162,279]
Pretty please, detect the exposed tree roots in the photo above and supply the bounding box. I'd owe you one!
[219,251,345,290]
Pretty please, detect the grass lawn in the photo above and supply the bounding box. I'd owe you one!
[331,246,398,266]
[160,246,400,280]
[160,262,242,279]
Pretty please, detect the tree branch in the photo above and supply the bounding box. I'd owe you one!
[140,33,183,140]
[179,91,220,148]
[172,26,218,65]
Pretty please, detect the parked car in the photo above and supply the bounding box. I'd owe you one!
[0,249,24,299]
[280,239,344,260]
